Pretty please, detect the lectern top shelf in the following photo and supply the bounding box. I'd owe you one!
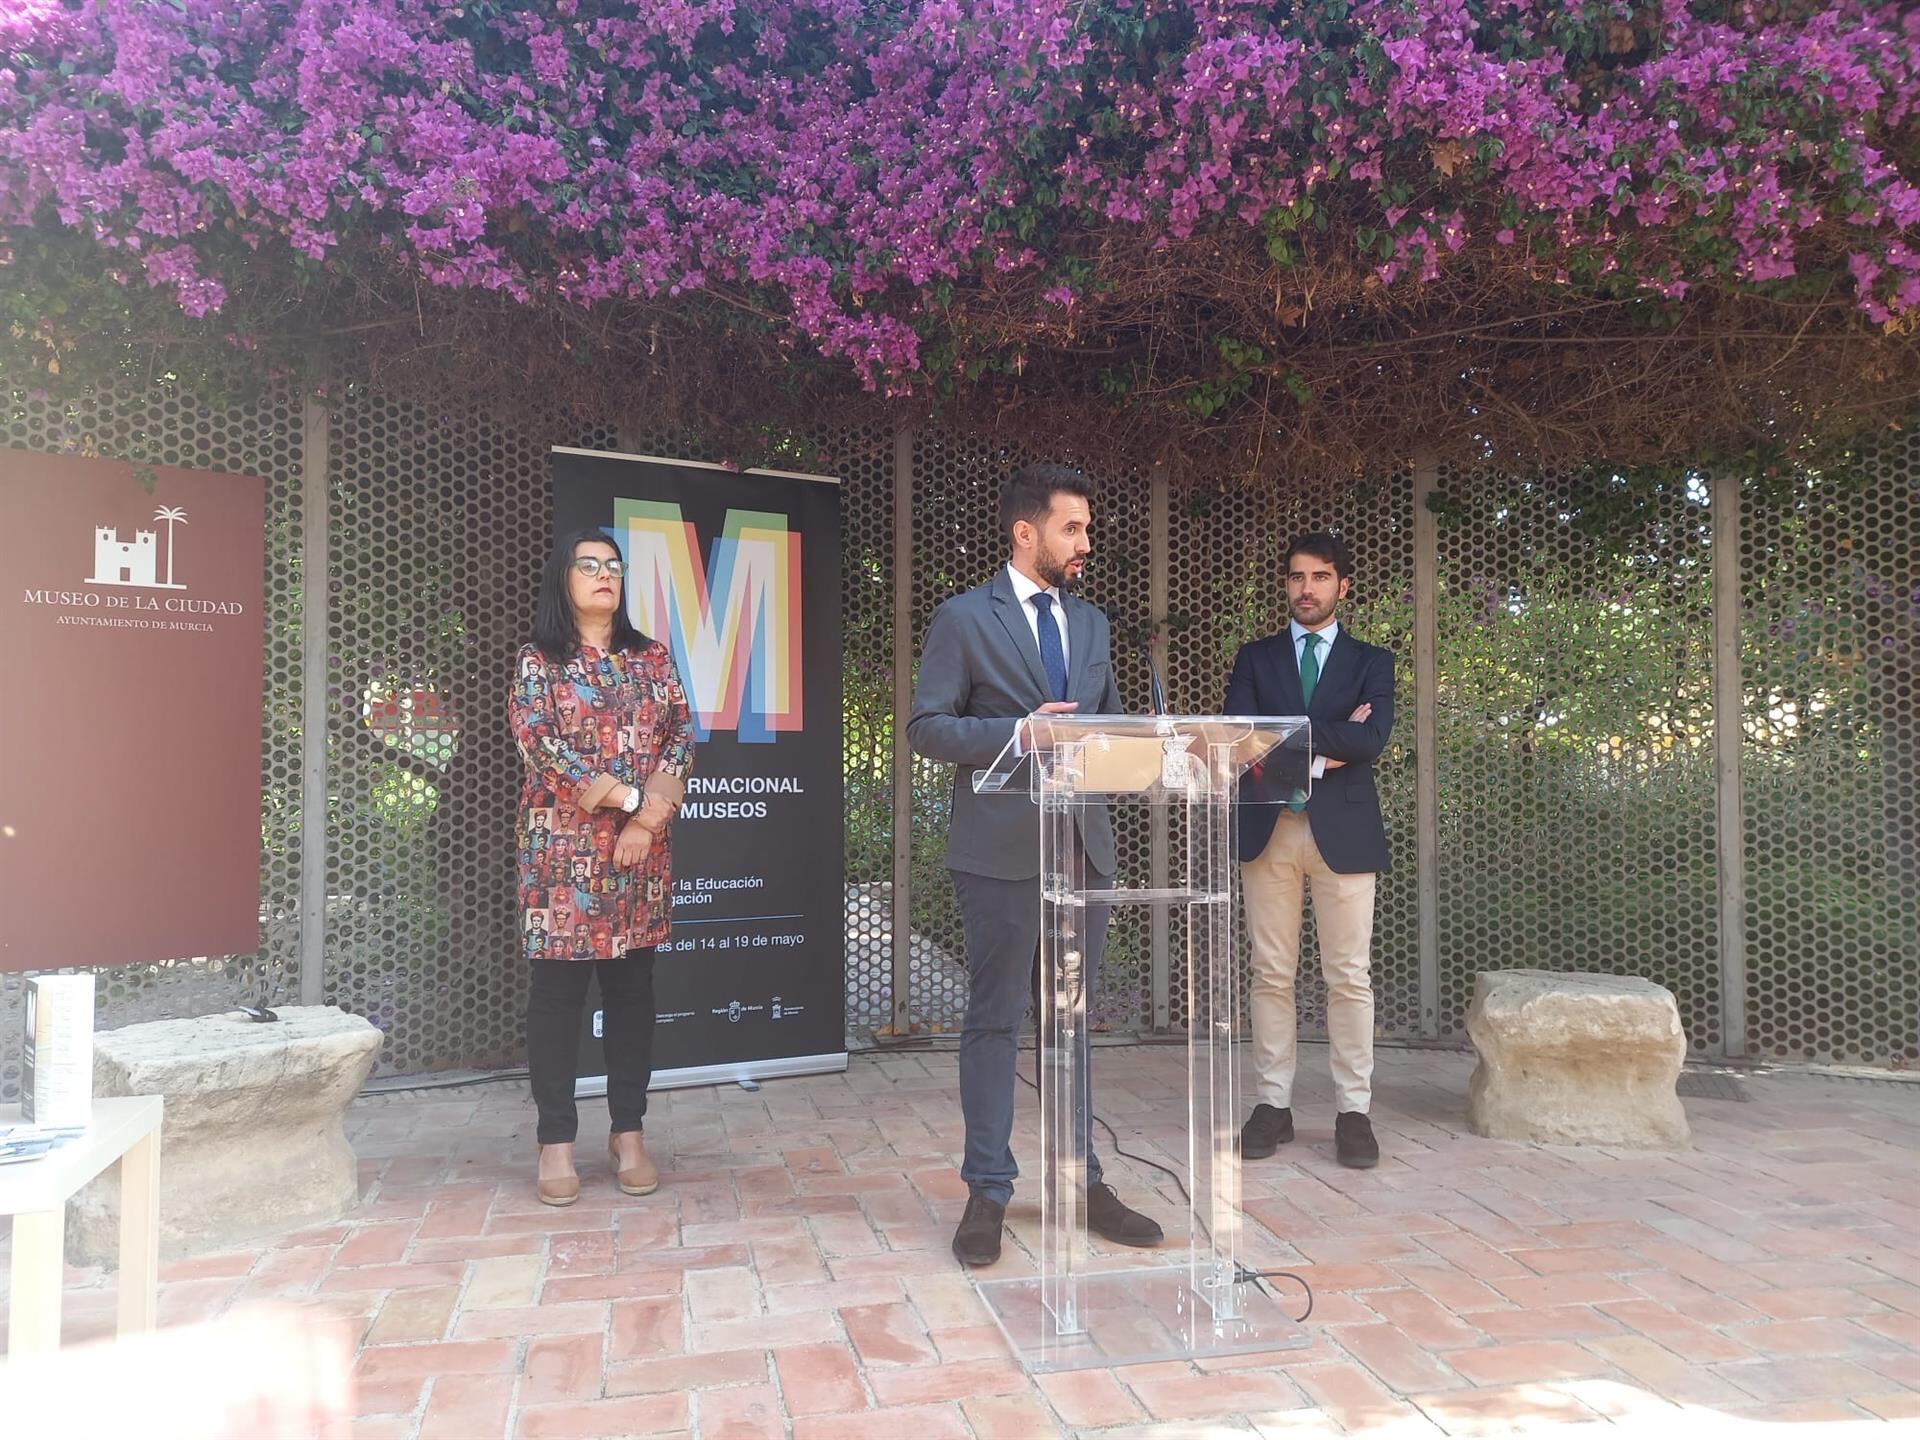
[971,713,1312,802]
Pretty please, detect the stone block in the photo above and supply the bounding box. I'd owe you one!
[1466,969,1689,1149]
[69,1006,382,1263]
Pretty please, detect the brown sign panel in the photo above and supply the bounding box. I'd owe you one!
[0,450,265,970]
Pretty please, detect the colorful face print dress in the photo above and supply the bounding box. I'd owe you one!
[509,642,695,960]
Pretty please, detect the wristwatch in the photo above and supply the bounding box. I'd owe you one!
[619,785,641,814]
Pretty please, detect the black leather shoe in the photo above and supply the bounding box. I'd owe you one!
[1336,1111,1380,1169]
[1086,1182,1164,1247]
[952,1192,1006,1266]
[1241,1104,1295,1159]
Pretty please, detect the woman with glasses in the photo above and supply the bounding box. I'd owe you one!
[509,528,695,1205]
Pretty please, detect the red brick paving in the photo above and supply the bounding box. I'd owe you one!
[4,1045,1918,1435]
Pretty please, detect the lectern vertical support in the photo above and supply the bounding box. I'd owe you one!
[969,714,1314,1374]
[1186,743,1243,1319]
[1038,746,1088,1335]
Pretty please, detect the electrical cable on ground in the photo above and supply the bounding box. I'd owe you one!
[363,1036,1316,1322]
[1013,1062,1314,1324]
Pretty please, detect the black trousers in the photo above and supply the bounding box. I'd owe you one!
[527,949,656,1145]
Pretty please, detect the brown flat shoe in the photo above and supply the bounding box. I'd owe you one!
[608,1130,658,1196]
[537,1144,580,1207]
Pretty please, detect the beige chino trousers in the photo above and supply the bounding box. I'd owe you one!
[1241,810,1377,1113]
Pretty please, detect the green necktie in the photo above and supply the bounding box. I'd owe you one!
[1289,632,1321,812]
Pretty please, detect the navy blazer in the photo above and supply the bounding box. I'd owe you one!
[1224,626,1396,873]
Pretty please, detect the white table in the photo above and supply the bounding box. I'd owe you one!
[1,1096,163,1355]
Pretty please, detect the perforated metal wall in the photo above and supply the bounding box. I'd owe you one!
[321,389,560,1073]
[0,380,307,1099]
[321,407,906,1067]
[807,427,897,1031]
[1740,435,1919,1063]
[905,434,1154,1032]
[0,383,901,1090]
[1161,475,1419,1039]
[1,369,1914,1078]
[1429,464,1723,1051]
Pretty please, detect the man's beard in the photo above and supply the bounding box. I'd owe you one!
[1038,549,1081,591]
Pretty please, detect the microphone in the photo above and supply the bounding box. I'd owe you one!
[1146,647,1169,717]
[1104,605,1169,716]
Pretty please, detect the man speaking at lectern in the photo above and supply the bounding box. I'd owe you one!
[1227,533,1396,1169]
[908,465,1165,1267]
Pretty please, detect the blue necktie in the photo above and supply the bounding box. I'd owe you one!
[1031,592,1068,701]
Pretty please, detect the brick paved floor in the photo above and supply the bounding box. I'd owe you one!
[7,1042,1920,1437]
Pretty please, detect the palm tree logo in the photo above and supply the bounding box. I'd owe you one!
[154,506,188,589]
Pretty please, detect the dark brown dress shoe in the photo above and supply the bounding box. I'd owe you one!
[952,1192,1006,1266]
[1242,1103,1295,1159]
[1087,1182,1164,1247]
[1336,1111,1380,1169]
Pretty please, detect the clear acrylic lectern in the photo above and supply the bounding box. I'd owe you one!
[970,713,1315,1373]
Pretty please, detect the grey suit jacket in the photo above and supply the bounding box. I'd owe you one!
[907,569,1125,880]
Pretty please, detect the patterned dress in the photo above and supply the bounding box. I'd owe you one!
[509,641,696,960]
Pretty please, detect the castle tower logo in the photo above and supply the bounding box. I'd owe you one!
[87,506,188,590]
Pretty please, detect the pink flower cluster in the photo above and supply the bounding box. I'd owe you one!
[2,0,1915,387]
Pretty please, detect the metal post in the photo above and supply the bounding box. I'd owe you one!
[1712,467,1747,1059]
[1148,464,1172,1032]
[890,426,916,1035]
[1412,452,1441,1039]
[298,394,331,1007]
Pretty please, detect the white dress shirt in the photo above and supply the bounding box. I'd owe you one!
[1289,617,1339,671]
[1008,564,1073,757]
[1289,618,1338,781]
[1007,563,1070,672]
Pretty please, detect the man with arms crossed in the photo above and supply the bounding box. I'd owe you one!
[908,464,1165,1265]
[1226,533,1396,1169]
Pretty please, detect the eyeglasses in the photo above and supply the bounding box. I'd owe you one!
[571,557,626,578]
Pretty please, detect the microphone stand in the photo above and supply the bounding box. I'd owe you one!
[1145,641,1168,717]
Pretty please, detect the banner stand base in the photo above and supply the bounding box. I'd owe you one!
[575,1051,848,1098]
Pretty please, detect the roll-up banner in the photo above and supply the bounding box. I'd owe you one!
[550,449,846,1090]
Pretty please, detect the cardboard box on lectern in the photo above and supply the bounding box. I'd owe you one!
[21,974,95,1127]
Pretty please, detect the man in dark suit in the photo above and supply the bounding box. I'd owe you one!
[1225,532,1396,1169]
[908,464,1165,1266]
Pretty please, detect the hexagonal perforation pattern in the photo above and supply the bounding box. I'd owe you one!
[1162,474,1419,1039]
[1431,462,1722,1051]
[1740,434,1918,1063]
[2,371,1913,1080]
[906,434,1154,1032]
[323,390,559,1074]
[810,427,897,1031]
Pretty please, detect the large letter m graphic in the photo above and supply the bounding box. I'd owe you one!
[613,500,802,743]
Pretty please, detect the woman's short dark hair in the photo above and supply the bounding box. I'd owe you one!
[1284,531,1355,582]
[999,463,1093,539]
[532,527,650,662]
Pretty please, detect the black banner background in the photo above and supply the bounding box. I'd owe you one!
[552,450,844,1079]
